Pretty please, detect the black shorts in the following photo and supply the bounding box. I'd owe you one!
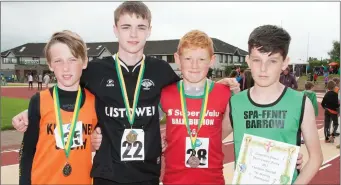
[93,178,159,185]
[29,81,33,85]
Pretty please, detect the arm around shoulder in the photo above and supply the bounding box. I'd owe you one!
[19,93,41,185]
[159,60,180,88]
[222,100,233,140]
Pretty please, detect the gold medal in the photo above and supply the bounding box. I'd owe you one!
[126,130,138,143]
[53,86,82,176]
[115,54,146,132]
[180,80,209,168]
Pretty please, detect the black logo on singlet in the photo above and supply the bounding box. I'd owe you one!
[244,110,287,129]
[46,123,93,150]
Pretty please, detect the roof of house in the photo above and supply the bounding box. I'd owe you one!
[1,38,248,57]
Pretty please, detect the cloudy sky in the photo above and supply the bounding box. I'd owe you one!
[1,2,339,63]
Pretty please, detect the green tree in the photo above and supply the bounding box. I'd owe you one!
[328,40,340,63]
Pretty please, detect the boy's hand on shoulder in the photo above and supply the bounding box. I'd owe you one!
[216,78,240,94]
[12,110,29,132]
[91,127,102,150]
[296,153,304,170]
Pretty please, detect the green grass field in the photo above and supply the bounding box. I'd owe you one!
[0,96,166,130]
[1,97,29,130]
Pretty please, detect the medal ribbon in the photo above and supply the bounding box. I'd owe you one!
[180,80,209,150]
[115,53,146,127]
[53,85,82,158]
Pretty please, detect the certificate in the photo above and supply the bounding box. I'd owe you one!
[232,134,300,185]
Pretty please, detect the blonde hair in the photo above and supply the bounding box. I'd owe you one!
[327,80,336,90]
[177,30,214,56]
[114,1,152,26]
[44,30,88,64]
[305,81,314,90]
[332,77,340,86]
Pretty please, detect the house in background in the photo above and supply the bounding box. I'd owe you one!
[1,38,248,82]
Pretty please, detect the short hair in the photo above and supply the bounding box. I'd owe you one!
[240,68,245,73]
[114,1,152,26]
[177,30,214,56]
[327,80,336,90]
[305,81,314,90]
[248,25,291,59]
[332,77,340,85]
[44,30,88,64]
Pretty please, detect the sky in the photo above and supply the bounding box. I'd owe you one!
[1,2,340,63]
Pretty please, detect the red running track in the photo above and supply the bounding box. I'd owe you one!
[1,87,41,99]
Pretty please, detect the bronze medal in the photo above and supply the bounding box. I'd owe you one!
[188,156,200,168]
[126,130,138,143]
[63,163,72,176]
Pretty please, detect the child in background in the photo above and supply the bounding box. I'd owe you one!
[301,81,319,144]
[321,81,340,143]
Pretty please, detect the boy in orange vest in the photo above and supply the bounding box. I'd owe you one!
[19,30,97,185]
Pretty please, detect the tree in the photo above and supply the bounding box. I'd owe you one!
[328,40,340,63]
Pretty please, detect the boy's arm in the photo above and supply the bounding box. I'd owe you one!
[321,94,326,109]
[19,94,40,185]
[216,78,240,94]
[293,97,323,185]
[80,62,95,89]
[161,62,181,88]
[222,102,233,140]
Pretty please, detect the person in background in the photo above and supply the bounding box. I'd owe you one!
[43,73,50,89]
[1,74,7,86]
[313,72,318,84]
[239,69,254,91]
[37,74,43,90]
[321,81,340,143]
[332,77,340,137]
[279,67,298,89]
[236,68,244,83]
[332,77,340,94]
[28,73,33,90]
[323,70,329,88]
[301,81,319,144]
